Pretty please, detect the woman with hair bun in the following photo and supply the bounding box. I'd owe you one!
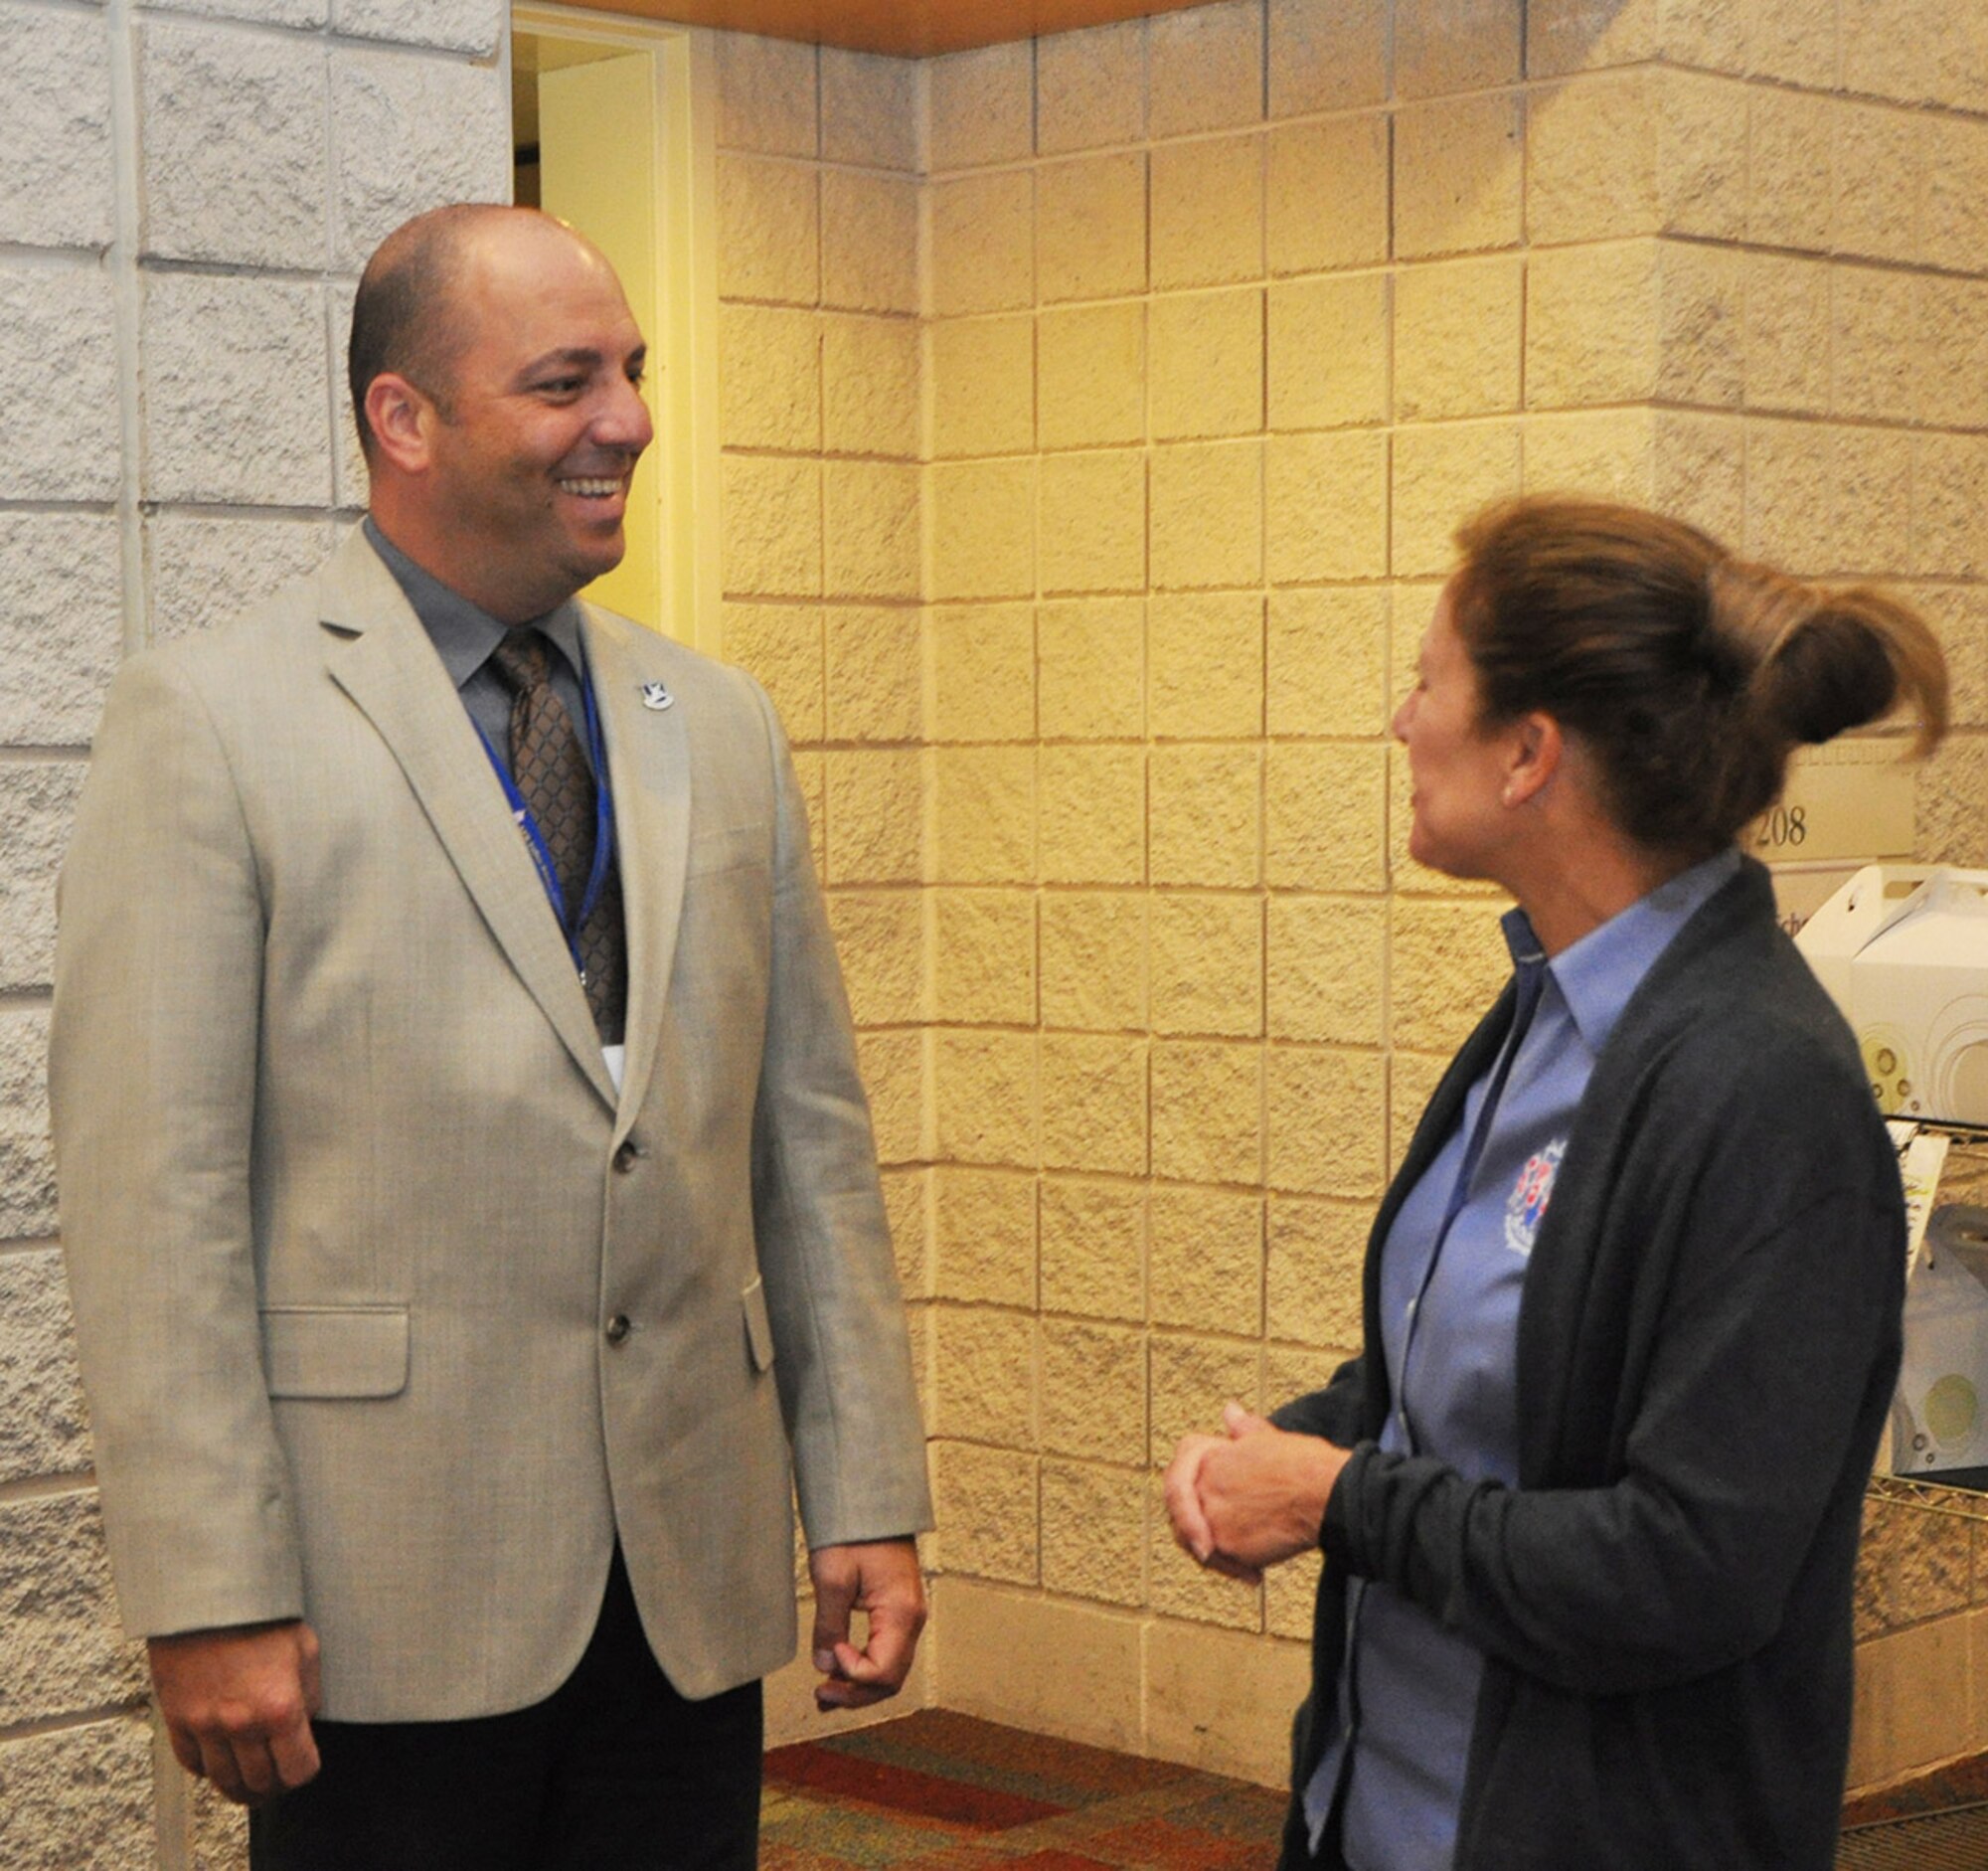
[1166,496,1948,1871]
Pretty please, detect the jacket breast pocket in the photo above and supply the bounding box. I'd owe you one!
[742,1276,775,1373]
[260,1304,410,1399]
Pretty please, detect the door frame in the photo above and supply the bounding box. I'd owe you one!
[513,3,723,651]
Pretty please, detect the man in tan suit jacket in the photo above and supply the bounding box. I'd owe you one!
[52,205,931,1870]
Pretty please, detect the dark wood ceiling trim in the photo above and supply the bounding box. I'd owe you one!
[568,0,1215,58]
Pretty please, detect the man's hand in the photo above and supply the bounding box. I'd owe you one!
[147,1619,322,1806]
[807,1538,925,1713]
[1165,1402,1349,1584]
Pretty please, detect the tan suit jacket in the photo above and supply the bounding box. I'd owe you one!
[51,530,931,1722]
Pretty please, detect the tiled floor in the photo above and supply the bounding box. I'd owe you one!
[761,1710,1287,1871]
[764,1707,1988,1871]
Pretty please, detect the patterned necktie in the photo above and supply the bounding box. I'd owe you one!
[489,627,626,1045]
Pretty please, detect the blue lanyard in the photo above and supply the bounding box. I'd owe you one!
[476,668,616,982]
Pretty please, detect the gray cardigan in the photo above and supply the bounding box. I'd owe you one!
[1275,859,1904,1871]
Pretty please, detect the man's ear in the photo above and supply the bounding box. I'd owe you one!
[363,374,436,476]
[1502,712,1564,808]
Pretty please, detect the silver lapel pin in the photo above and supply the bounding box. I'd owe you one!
[640,680,674,712]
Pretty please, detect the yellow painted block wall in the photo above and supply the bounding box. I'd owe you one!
[707,34,936,1748]
[711,0,1988,1785]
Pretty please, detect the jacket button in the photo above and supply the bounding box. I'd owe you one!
[605,1313,631,1345]
[613,1140,640,1173]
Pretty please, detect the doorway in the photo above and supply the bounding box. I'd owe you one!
[511,5,721,648]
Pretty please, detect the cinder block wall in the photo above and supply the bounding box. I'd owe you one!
[707,29,927,1319]
[703,35,941,1746]
[0,1,509,1862]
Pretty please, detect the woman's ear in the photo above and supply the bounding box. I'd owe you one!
[1502,712,1564,808]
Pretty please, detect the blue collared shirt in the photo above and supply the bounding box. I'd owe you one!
[1307,847,1742,1871]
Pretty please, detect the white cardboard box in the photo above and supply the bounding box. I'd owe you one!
[1796,865,1988,1126]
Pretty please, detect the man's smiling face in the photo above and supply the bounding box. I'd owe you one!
[415,216,653,622]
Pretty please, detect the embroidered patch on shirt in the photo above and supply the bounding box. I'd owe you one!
[1505,1137,1567,1257]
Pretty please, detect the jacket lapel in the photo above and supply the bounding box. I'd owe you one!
[317,532,617,1109]
[580,603,691,1126]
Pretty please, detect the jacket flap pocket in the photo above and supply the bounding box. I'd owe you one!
[260,1305,409,1399]
[688,823,767,877]
[742,1276,775,1372]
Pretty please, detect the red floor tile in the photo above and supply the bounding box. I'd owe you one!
[765,1744,1066,1832]
[1083,1816,1262,1869]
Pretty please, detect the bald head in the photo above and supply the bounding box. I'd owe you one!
[352,204,650,620]
[349,204,584,459]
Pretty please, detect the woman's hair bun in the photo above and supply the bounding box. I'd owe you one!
[1710,557,1946,757]
[1757,608,1906,746]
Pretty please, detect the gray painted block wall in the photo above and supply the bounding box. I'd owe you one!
[0,2,508,1862]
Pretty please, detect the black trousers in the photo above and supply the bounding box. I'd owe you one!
[248,1550,762,1871]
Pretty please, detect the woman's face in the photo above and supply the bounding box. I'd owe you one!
[1393,581,1522,880]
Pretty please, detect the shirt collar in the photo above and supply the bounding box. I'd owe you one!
[362,517,586,690]
[1500,845,1742,1055]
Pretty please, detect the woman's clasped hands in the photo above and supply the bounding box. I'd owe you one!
[1163,1402,1352,1586]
